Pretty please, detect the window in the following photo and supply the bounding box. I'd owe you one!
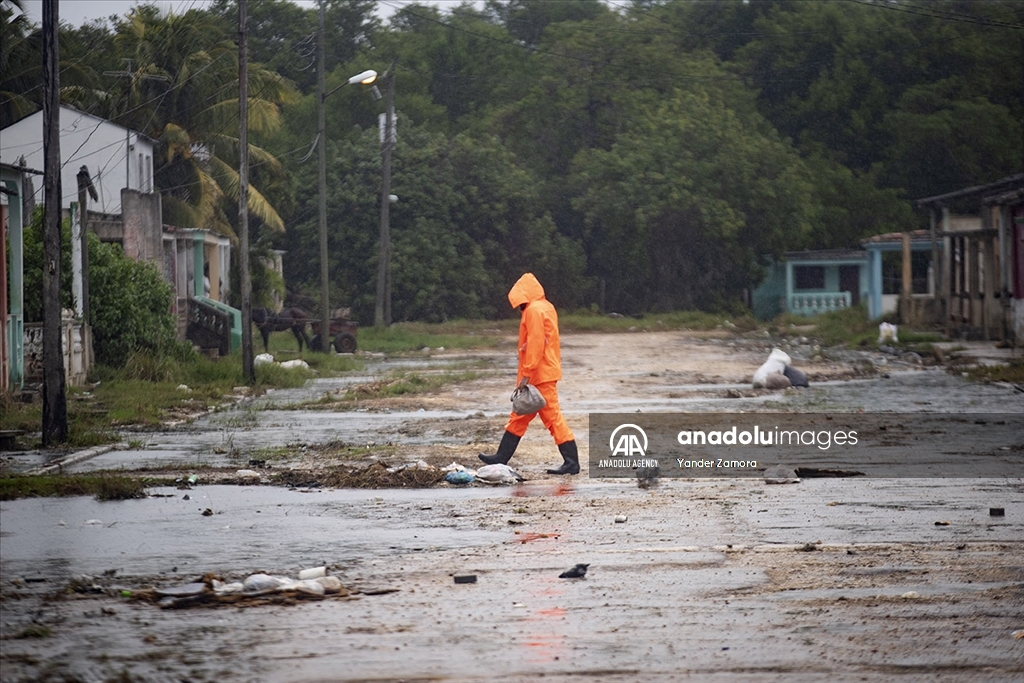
[794,265,825,290]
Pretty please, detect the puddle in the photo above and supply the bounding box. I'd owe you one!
[0,485,510,579]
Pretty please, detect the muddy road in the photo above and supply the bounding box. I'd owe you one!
[2,330,1023,682]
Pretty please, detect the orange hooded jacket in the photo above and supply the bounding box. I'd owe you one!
[508,273,561,385]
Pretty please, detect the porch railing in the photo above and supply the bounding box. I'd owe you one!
[789,292,851,316]
[187,297,241,356]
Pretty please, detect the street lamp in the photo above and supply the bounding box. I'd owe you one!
[317,2,376,351]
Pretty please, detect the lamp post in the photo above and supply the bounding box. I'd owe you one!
[316,3,376,351]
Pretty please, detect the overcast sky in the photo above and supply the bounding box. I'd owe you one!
[18,0,471,29]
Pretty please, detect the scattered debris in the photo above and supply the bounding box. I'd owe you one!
[989,507,1005,517]
[764,466,800,485]
[113,568,360,609]
[559,563,589,579]
[453,574,477,584]
[934,520,951,526]
[614,515,628,523]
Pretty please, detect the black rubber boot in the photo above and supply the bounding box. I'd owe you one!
[479,430,521,465]
[547,440,580,475]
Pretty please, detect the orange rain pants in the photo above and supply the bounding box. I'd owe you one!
[504,380,574,445]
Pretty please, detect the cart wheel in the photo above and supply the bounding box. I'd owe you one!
[309,334,325,352]
[334,333,357,354]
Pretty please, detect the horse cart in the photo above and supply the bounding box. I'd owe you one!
[310,316,358,354]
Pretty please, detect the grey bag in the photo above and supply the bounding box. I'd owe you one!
[511,384,546,415]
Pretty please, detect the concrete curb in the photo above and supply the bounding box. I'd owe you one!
[25,444,118,476]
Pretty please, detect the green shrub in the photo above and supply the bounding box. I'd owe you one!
[18,214,178,368]
[88,235,178,367]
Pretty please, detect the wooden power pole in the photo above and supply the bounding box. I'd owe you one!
[238,0,254,382]
[41,0,67,445]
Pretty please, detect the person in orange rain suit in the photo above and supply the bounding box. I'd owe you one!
[478,273,579,475]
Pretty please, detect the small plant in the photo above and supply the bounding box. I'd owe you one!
[0,474,148,501]
[17,625,52,639]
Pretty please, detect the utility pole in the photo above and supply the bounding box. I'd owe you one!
[76,166,97,325]
[238,0,254,382]
[375,66,395,328]
[41,0,67,444]
[76,167,97,372]
[317,0,330,351]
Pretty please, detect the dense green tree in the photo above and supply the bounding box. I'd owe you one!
[210,0,379,94]
[731,0,1024,196]
[485,0,609,48]
[280,116,588,322]
[570,87,813,312]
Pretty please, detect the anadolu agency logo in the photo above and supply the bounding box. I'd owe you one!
[596,424,657,469]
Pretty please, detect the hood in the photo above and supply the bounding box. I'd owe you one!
[508,272,545,308]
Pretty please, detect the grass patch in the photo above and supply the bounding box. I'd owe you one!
[774,306,947,348]
[0,473,148,501]
[560,309,759,333]
[357,321,510,353]
[16,625,52,639]
[963,359,1024,384]
[341,370,485,401]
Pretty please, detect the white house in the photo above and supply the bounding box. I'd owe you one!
[0,105,155,215]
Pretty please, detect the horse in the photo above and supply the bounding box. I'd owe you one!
[252,307,312,352]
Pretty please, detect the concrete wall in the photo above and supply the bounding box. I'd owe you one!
[120,189,163,263]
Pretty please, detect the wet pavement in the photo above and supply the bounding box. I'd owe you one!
[2,339,1023,682]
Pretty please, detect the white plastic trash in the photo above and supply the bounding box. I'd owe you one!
[242,573,287,594]
[315,576,345,594]
[475,463,523,485]
[752,349,792,388]
[298,566,326,580]
[293,579,326,596]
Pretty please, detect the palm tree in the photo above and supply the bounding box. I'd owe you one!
[111,4,296,236]
[1,0,43,125]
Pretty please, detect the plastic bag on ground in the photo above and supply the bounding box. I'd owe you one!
[752,349,792,388]
[878,322,898,344]
[475,463,523,485]
[242,573,287,594]
[783,364,809,388]
[254,353,275,366]
[445,470,475,485]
